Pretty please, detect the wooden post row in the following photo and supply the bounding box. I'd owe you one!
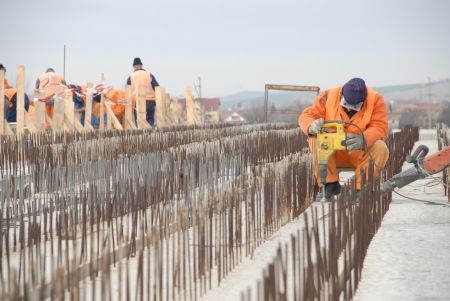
[85,83,93,129]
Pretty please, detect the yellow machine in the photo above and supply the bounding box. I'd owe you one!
[317,121,347,201]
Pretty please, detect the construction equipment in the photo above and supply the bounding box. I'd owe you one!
[263,84,320,123]
[382,144,450,193]
[317,120,348,201]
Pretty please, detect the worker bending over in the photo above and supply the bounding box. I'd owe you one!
[1,64,31,122]
[299,78,389,201]
[35,68,67,126]
[127,57,160,126]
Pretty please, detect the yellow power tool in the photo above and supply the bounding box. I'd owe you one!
[317,120,347,201]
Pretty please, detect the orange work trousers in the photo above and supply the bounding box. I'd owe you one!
[309,138,389,189]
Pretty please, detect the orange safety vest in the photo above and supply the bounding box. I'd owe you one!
[4,88,17,108]
[106,89,127,119]
[37,72,66,98]
[130,70,155,100]
[325,86,379,135]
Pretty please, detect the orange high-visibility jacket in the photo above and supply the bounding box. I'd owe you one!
[5,88,17,108]
[299,86,388,148]
[130,70,155,100]
[36,72,66,98]
[107,89,127,119]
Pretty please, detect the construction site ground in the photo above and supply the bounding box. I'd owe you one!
[202,129,450,300]
[354,129,450,300]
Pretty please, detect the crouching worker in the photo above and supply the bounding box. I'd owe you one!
[298,78,389,201]
[1,64,31,122]
[4,87,31,122]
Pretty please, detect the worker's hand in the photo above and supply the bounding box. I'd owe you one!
[344,133,365,151]
[308,118,324,135]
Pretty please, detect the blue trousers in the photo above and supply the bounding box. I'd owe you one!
[146,100,156,126]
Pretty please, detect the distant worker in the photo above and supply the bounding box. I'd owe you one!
[35,68,67,125]
[1,64,31,122]
[0,64,11,89]
[299,78,389,201]
[127,57,160,125]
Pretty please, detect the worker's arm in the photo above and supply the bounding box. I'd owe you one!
[298,90,327,135]
[24,94,30,111]
[363,94,388,148]
[151,75,159,89]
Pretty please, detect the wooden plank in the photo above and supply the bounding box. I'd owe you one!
[84,120,94,131]
[0,70,5,134]
[64,91,75,125]
[45,114,54,128]
[0,71,13,135]
[85,82,93,129]
[165,92,173,125]
[63,91,83,133]
[24,112,38,133]
[104,102,123,130]
[155,86,167,127]
[185,85,196,125]
[265,84,320,93]
[53,95,65,131]
[99,73,105,130]
[124,85,136,129]
[16,65,25,135]
[171,97,182,125]
[136,85,148,128]
[106,104,112,129]
[73,115,86,132]
[34,94,46,131]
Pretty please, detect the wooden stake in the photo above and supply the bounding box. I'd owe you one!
[185,86,200,126]
[0,70,12,135]
[85,83,93,129]
[24,112,38,133]
[124,85,136,129]
[16,65,25,135]
[104,102,123,130]
[64,91,75,125]
[136,86,150,129]
[170,97,182,125]
[34,94,46,131]
[0,70,4,134]
[155,87,164,127]
[53,95,65,131]
[99,73,105,131]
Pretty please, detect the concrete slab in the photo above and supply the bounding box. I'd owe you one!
[354,132,450,301]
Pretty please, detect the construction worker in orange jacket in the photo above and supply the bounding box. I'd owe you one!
[126,57,159,125]
[1,64,31,122]
[35,68,67,125]
[299,78,389,201]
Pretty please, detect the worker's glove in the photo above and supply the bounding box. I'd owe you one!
[308,118,324,135]
[344,133,365,151]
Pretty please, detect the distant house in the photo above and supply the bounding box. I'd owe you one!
[388,101,445,128]
[224,112,246,124]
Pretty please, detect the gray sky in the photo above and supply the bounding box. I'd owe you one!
[2,0,450,97]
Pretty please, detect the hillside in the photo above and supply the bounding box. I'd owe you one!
[220,79,450,110]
